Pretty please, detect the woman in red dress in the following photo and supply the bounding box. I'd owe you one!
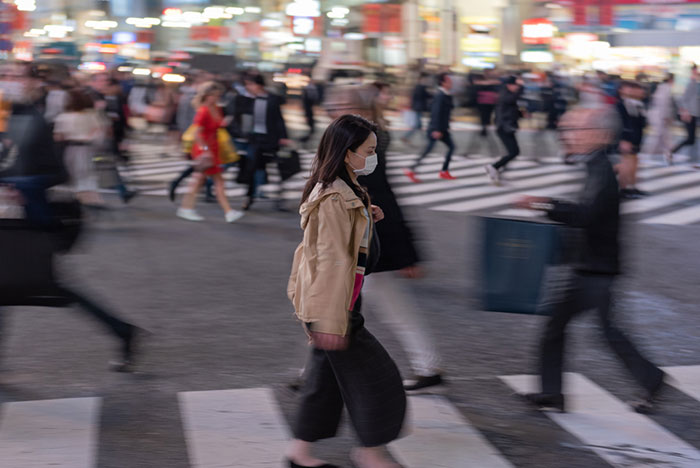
[177,82,243,223]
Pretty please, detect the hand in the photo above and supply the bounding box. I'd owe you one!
[681,110,691,123]
[431,131,442,139]
[310,332,349,351]
[399,265,424,279]
[221,115,233,127]
[279,138,292,146]
[619,141,633,154]
[371,204,384,222]
[515,195,550,210]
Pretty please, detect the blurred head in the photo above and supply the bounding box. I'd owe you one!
[558,108,619,156]
[301,114,377,204]
[619,81,645,100]
[505,75,520,93]
[665,73,675,84]
[372,81,391,106]
[244,73,266,96]
[193,81,224,108]
[0,62,42,105]
[66,89,94,112]
[437,72,452,91]
[692,64,699,80]
[91,72,110,92]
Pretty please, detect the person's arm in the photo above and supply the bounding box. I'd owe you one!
[547,168,609,228]
[192,107,209,152]
[273,97,288,142]
[303,195,354,343]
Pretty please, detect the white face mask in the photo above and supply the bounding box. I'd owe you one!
[351,151,378,176]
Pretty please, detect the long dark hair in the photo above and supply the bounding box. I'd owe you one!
[301,114,377,205]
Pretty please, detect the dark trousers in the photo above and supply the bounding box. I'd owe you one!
[413,130,455,172]
[58,286,133,342]
[478,105,495,136]
[294,300,406,447]
[493,129,520,170]
[672,116,697,161]
[245,137,275,198]
[302,102,315,142]
[540,273,664,396]
[0,175,60,227]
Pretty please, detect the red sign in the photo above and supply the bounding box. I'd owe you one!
[190,26,229,42]
[522,18,554,45]
[362,4,402,34]
[599,1,613,25]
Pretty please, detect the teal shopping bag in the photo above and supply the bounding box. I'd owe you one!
[480,216,568,315]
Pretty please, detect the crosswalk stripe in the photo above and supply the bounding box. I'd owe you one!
[662,365,700,401]
[389,395,514,468]
[390,163,573,195]
[641,205,700,225]
[0,397,100,468]
[409,172,581,209]
[178,387,289,468]
[623,186,700,215]
[500,373,700,468]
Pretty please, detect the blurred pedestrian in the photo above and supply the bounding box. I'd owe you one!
[240,73,289,211]
[474,71,500,137]
[360,84,444,393]
[300,77,320,144]
[53,89,105,207]
[286,114,405,468]
[615,81,647,198]
[645,73,676,163]
[670,65,699,166]
[485,76,523,185]
[43,79,68,128]
[404,72,456,183]
[515,107,666,414]
[401,72,432,146]
[176,81,243,223]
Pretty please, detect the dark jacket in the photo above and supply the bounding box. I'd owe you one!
[241,92,288,149]
[617,99,646,147]
[411,84,431,113]
[546,149,619,275]
[427,89,453,133]
[495,86,523,133]
[358,128,419,272]
[0,103,66,184]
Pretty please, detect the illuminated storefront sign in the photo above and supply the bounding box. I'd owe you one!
[522,18,554,45]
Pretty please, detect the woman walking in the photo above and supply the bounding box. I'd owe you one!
[359,83,444,393]
[645,74,676,163]
[54,89,106,207]
[286,114,406,468]
[177,82,242,223]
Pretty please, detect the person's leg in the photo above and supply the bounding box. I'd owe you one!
[479,106,490,137]
[411,132,437,171]
[288,347,345,466]
[441,132,455,172]
[363,273,441,378]
[672,117,695,155]
[403,111,422,142]
[211,173,232,213]
[590,275,665,395]
[688,116,698,163]
[57,286,133,340]
[169,166,195,202]
[180,172,206,210]
[540,277,584,396]
[493,130,520,170]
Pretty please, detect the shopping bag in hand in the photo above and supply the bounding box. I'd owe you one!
[218,129,239,164]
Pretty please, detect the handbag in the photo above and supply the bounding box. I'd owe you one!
[194,151,214,172]
[181,124,197,154]
[277,148,301,181]
[218,129,239,164]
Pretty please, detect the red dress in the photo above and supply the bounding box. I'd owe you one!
[192,105,223,176]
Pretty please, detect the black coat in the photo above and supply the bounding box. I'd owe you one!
[0,103,66,184]
[427,90,453,133]
[617,100,646,147]
[237,93,288,150]
[495,86,522,133]
[411,84,431,112]
[547,149,620,275]
[358,129,420,272]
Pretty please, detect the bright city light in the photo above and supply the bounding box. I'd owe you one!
[245,7,262,14]
[132,68,152,76]
[15,0,36,12]
[85,20,119,31]
[162,73,186,83]
[286,0,320,18]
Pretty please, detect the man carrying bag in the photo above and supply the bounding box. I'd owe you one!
[514,107,666,414]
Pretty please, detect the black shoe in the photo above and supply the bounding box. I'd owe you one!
[620,188,641,200]
[111,326,147,373]
[403,374,444,393]
[631,188,649,197]
[286,459,339,468]
[121,190,137,204]
[242,196,253,211]
[519,392,566,413]
[630,375,667,414]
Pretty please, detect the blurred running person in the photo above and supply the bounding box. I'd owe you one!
[404,72,456,182]
[286,115,405,468]
[645,73,676,163]
[485,76,523,185]
[177,82,243,223]
[401,72,432,146]
[615,81,647,199]
[670,65,699,166]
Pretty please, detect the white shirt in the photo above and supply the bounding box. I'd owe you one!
[253,94,268,134]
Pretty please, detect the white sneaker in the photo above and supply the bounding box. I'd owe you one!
[176,208,204,222]
[485,164,501,185]
[225,210,244,223]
